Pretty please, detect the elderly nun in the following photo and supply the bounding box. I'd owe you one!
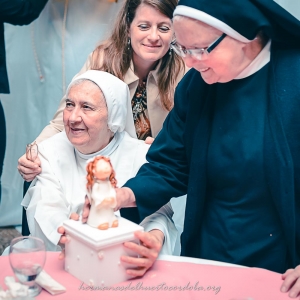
[21,71,176,274]
[115,0,300,295]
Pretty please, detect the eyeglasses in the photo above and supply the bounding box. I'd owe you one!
[171,33,227,60]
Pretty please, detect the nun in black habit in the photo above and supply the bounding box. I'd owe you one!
[116,0,300,296]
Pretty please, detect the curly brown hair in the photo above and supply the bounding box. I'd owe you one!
[86,156,117,192]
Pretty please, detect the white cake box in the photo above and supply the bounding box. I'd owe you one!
[63,216,143,287]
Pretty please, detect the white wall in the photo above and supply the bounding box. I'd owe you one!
[0,0,123,226]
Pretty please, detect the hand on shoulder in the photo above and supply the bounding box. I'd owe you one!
[17,153,41,182]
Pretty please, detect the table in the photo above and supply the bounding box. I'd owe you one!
[0,252,291,300]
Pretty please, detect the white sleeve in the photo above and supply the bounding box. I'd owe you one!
[140,202,177,255]
[21,145,70,250]
[169,195,187,255]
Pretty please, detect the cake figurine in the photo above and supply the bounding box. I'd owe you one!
[86,156,119,230]
[63,154,143,286]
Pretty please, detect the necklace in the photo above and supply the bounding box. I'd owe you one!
[132,81,147,121]
[30,24,44,82]
[30,0,69,95]
[62,0,69,95]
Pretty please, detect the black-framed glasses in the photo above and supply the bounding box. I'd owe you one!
[171,33,227,60]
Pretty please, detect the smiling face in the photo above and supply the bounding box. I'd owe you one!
[173,17,255,84]
[129,4,173,69]
[63,80,113,155]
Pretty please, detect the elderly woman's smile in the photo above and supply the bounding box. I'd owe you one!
[70,126,86,134]
[63,80,113,155]
[173,17,261,84]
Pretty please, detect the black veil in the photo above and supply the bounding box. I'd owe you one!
[176,0,300,45]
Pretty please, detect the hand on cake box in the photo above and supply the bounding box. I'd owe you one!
[58,199,164,277]
[86,156,118,230]
[57,155,164,277]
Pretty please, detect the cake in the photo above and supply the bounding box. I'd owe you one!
[63,217,143,287]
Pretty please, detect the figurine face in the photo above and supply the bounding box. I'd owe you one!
[63,81,113,154]
[94,159,112,181]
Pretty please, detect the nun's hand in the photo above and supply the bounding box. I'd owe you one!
[121,229,164,277]
[281,265,300,298]
[17,153,41,182]
[114,187,137,211]
[145,137,154,145]
[83,188,135,217]
[57,213,80,259]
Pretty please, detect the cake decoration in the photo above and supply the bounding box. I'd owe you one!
[86,156,119,230]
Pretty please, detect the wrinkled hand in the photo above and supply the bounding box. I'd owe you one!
[114,187,136,211]
[121,229,164,277]
[281,265,300,298]
[17,153,41,182]
[57,213,79,259]
[83,188,136,220]
[145,137,154,145]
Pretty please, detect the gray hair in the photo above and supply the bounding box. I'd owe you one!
[66,78,106,103]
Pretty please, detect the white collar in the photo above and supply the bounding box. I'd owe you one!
[235,40,271,80]
[75,131,124,160]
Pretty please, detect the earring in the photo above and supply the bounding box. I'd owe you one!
[169,46,172,55]
[128,38,131,51]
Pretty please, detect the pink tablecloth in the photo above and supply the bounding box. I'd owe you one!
[0,252,290,300]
